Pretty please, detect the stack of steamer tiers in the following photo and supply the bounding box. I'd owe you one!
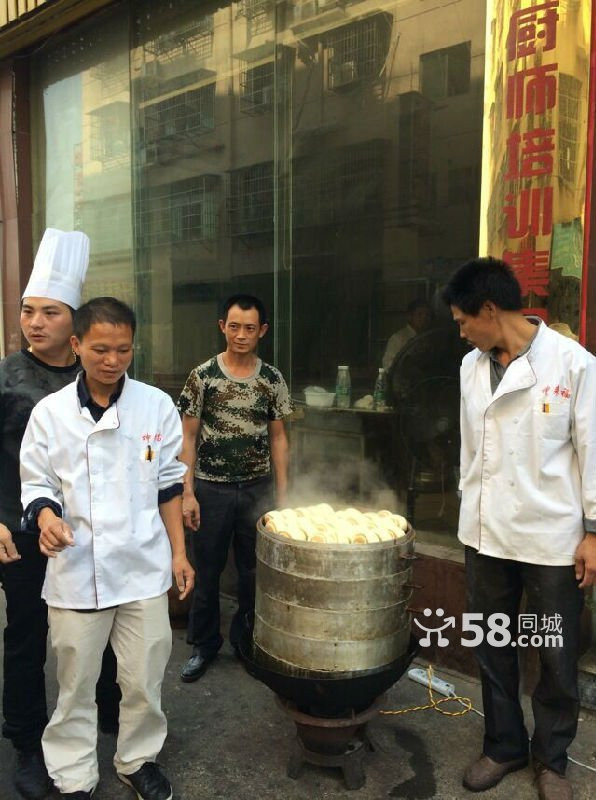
[261,504,409,544]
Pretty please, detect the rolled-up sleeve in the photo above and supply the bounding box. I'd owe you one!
[158,397,186,492]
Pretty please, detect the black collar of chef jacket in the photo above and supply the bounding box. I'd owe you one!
[77,373,125,422]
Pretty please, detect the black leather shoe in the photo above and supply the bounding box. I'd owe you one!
[118,762,172,800]
[14,747,53,800]
[180,651,216,683]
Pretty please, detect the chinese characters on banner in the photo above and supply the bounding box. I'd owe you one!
[480,1,592,332]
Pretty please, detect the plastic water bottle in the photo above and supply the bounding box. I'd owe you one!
[335,366,351,409]
[373,367,387,410]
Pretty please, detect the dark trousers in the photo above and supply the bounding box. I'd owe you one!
[465,547,584,775]
[1,532,121,752]
[187,476,273,657]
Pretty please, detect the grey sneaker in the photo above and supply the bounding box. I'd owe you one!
[118,762,172,800]
[463,754,528,791]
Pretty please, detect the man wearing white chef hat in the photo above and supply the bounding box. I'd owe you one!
[22,227,89,310]
[0,228,120,800]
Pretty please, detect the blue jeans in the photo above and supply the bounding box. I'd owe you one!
[465,547,584,774]
[187,476,273,657]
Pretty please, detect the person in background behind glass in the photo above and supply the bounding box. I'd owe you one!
[381,298,433,372]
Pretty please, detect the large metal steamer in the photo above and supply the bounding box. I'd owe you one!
[239,514,418,788]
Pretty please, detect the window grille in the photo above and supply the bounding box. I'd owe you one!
[89,102,130,168]
[92,62,128,99]
[248,9,274,36]
[228,163,274,235]
[293,0,347,23]
[326,15,389,91]
[420,41,471,100]
[238,0,275,19]
[141,176,219,245]
[558,73,581,185]
[292,139,386,227]
[144,84,215,144]
[339,139,386,217]
[147,17,214,62]
[240,62,274,113]
[395,92,432,225]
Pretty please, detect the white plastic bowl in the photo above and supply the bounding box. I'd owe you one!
[304,391,335,408]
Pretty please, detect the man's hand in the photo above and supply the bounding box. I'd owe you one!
[574,533,596,589]
[0,524,20,564]
[38,509,74,558]
[182,492,200,531]
[172,554,195,600]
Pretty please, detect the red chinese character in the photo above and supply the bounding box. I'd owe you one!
[507,63,558,119]
[506,2,559,61]
[505,128,555,179]
[154,433,163,442]
[142,433,152,442]
[503,188,553,238]
[553,385,560,395]
[503,249,550,297]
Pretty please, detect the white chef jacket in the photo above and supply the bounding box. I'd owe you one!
[458,322,596,566]
[20,374,186,609]
[381,324,416,371]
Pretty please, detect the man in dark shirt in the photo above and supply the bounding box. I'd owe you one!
[0,229,120,800]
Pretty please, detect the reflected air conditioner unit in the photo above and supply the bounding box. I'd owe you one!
[329,60,358,90]
[243,85,273,111]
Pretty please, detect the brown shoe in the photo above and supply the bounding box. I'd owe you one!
[535,766,573,800]
[463,754,529,791]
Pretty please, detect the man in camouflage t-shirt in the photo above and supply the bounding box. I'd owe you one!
[177,294,292,682]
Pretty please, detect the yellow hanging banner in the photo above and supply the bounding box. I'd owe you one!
[479,0,592,334]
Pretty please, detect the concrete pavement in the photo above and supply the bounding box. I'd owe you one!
[1,595,595,800]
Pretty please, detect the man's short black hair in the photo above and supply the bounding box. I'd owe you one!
[442,257,523,315]
[221,294,268,325]
[74,297,136,340]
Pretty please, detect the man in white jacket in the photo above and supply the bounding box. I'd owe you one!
[443,257,595,800]
[20,297,195,800]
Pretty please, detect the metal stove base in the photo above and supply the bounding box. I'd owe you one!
[287,734,371,790]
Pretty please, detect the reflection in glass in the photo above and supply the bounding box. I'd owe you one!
[30,0,489,540]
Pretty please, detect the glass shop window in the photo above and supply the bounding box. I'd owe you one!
[29,0,488,545]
